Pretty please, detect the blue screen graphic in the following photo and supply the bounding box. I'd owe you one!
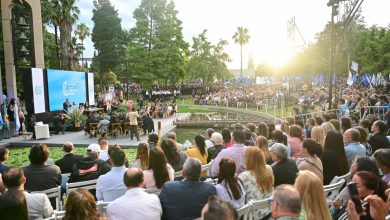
[47,69,86,111]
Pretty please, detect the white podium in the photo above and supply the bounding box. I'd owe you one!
[34,124,50,140]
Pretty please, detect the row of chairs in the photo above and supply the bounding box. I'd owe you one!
[87,121,143,138]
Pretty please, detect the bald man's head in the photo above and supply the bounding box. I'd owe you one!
[123,167,144,188]
[273,185,301,214]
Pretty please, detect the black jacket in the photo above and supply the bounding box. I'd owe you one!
[23,164,61,191]
[368,132,390,153]
[272,158,299,187]
[55,153,83,174]
[69,157,111,183]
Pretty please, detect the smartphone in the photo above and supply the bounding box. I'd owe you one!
[149,142,155,149]
[347,182,363,214]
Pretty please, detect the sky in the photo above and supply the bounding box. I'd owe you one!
[75,0,390,69]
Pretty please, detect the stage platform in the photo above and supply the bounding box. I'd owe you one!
[0,113,189,148]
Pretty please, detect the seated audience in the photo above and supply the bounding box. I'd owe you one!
[2,166,53,219]
[222,128,232,148]
[0,147,9,174]
[69,144,111,183]
[105,144,129,167]
[0,189,28,220]
[97,116,110,136]
[255,135,273,165]
[187,135,208,165]
[321,130,349,185]
[159,158,217,220]
[373,148,390,184]
[96,149,127,202]
[200,196,238,220]
[288,125,304,158]
[205,128,215,149]
[22,144,61,191]
[346,194,390,220]
[297,139,324,181]
[243,128,255,146]
[257,122,269,139]
[55,142,82,174]
[271,143,299,187]
[98,138,110,161]
[207,132,225,163]
[355,126,372,156]
[294,171,332,220]
[210,131,246,176]
[107,167,162,220]
[160,138,187,171]
[239,147,274,216]
[368,120,390,152]
[64,188,103,220]
[271,185,302,220]
[143,148,174,189]
[343,128,366,166]
[216,158,245,209]
[131,143,149,170]
[311,126,325,147]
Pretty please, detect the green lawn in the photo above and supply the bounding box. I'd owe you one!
[6,147,137,167]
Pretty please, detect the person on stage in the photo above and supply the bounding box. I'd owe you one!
[63,98,71,113]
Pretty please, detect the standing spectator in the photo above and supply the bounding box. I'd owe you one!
[159,158,217,220]
[215,158,245,209]
[239,147,273,217]
[368,120,390,153]
[22,144,61,192]
[107,167,162,220]
[64,188,102,220]
[131,143,149,170]
[297,139,323,181]
[143,148,174,189]
[207,132,225,163]
[294,171,332,220]
[96,149,127,202]
[271,185,301,220]
[160,138,187,172]
[321,130,349,185]
[127,108,140,141]
[55,142,82,174]
[187,135,208,165]
[142,113,154,135]
[344,128,366,166]
[0,147,9,174]
[210,131,246,176]
[288,125,304,158]
[2,166,53,219]
[271,143,299,187]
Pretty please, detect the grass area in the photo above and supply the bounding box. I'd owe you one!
[6,147,137,167]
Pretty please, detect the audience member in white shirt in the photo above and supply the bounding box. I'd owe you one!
[98,138,109,161]
[107,167,162,220]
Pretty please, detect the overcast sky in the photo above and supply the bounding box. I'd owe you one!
[76,0,390,69]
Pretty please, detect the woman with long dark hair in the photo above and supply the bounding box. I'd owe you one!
[0,189,28,220]
[297,139,324,181]
[186,135,208,165]
[160,138,187,171]
[216,158,246,209]
[143,148,174,189]
[321,130,349,185]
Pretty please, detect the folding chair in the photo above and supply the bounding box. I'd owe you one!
[66,179,98,195]
[237,203,251,220]
[31,186,62,211]
[324,179,346,205]
[89,123,99,138]
[145,187,161,195]
[110,123,122,138]
[249,197,272,220]
[97,201,110,218]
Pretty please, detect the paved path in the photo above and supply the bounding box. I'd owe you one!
[0,113,190,148]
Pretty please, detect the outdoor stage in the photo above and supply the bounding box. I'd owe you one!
[0,113,190,148]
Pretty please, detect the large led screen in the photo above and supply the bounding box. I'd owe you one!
[47,69,86,111]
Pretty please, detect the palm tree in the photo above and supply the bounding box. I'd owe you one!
[232,26,250,77]
[74,23,90,66]
[52,0,80,70]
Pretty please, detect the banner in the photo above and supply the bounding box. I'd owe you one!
[31,68,46,113]
[88,73,95,105]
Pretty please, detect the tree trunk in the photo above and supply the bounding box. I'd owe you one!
[240,44,243,77]
[59,20,73,70]
[54,25,60,68]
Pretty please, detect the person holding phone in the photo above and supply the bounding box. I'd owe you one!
[334,171,388,220]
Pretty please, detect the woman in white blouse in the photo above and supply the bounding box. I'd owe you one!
[215,158,246,209]
[143,148,174,189]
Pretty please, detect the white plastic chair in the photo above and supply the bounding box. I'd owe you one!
[324,179,346,205]
[31,186,62,211]
[97,201,110,218]
[66,179,98,195]
[237,203,251,220]
[249,198,272,220]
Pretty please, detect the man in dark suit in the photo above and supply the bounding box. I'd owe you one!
[159,158,216,220]
[271,143,299,187]
[369,120,390,153]
[63,98,71,112]
[55,142,82,174]
[142,113,154,135]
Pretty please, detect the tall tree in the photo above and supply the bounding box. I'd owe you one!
[128,0,188,85]
[91,0,125,89]
[51,0,79,70]
[74,23,90,66]
[232,26,250,77]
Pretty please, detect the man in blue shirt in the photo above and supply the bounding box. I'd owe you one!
[344,128,366,167]
[0,147,9,174]
[96,149,127,202]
